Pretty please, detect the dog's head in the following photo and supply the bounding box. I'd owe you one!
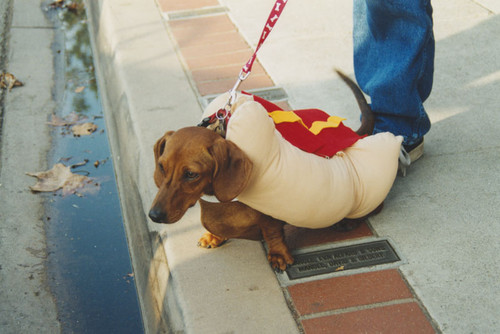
[148,127,253,224]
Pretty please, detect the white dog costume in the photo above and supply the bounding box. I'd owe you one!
[203,92,402,228]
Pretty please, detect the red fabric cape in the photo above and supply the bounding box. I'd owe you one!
[245,93,363,157]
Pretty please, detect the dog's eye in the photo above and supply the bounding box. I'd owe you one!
[184,170,199,181]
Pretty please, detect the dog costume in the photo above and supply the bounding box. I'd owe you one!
[202,92,403,228]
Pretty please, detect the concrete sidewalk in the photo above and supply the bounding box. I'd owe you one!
[86,0,500,332]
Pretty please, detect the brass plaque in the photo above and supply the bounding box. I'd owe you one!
[286,240,400,280]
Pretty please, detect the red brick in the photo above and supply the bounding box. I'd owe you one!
[173,31,242,49]
[191,63,266,83]
[284,220,373,250]
[180,38,250,59]
[302,302,436,334]
[197,74,274,96]
[288,270,413,316]
[184,50,254,70]
[158,0,219,13]
[169,15,236,37]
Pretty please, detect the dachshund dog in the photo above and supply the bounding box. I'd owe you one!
[149,72,376,271]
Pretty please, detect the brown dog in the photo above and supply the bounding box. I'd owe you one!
[149,71,376,271]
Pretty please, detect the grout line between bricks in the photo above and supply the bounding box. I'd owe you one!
[157,10,205,111]
[298,298,418,321]
[222,6,258,56]
[165,6,228,21]
[160,7,283,102]
[182,49,254,62]
[221,9,278,91]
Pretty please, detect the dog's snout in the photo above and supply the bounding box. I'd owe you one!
[148,207,166,223]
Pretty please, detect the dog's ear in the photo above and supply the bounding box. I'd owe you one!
[154,131,174,163]
[210,139,253,202]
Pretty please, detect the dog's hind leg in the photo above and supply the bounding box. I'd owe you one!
[334,202,384,232]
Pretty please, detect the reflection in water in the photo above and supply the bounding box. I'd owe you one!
[45,1,144,332]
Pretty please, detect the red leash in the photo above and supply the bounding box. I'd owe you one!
[242,0,288,75]
[227,0,288,107]
[199,0,289,133]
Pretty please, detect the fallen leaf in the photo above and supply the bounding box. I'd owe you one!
[71,122,97,136]
[0,72,23,91]
[48,114,72,127]
[66,3,80,12]
[48,0,65,9]
[47,112,82,127]
[48,0,84,13]
[74,86,85,93]
[27,163,99,196]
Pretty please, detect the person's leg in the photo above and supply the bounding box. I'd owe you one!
[353,0,435,147]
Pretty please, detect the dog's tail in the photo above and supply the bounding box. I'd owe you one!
[335,69,375,136]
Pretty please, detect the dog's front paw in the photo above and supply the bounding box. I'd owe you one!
[268,252,294,272]
[197,232,227,248]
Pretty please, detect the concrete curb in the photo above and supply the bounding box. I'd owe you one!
[86,0,299,332]
[86,1,185,331]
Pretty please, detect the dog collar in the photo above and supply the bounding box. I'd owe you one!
[200,195,237,203]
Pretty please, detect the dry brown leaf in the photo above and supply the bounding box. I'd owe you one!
[48,0,83,12]
[66,2,84,13]
[71,122,97,136]
[74,86,85,93]
[0,72,23,91]
[48,0,65,8]
[48,114,73,127]
[27,163,98,196]
[47,112,82,127]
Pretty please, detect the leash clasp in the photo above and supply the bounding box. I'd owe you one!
[224,69,250,110]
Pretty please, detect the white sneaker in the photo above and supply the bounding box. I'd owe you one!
[399,138,424,176]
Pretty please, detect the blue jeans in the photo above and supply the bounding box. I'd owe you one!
[353,0,435,146]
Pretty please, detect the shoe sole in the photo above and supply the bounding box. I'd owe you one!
[408,139,424,163]
[399,139,424,177]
